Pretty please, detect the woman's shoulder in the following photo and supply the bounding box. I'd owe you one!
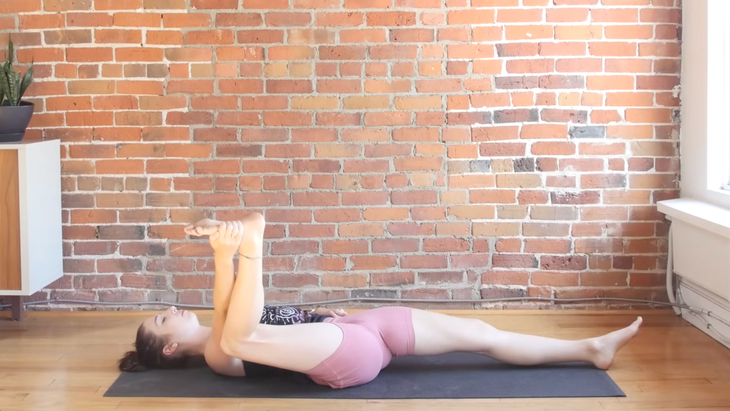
[204,339,246,377]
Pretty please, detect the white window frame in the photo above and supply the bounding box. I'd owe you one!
[709,3,730,192]
[681,0,730,209]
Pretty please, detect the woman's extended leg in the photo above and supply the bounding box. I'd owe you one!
[409,309,641,369]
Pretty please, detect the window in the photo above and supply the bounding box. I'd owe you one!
[710,1,730,191]
[725,20,730,190]
[679,0,730,209]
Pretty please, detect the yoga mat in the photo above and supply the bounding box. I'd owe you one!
[105,353,625,399]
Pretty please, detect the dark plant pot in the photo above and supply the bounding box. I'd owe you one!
[0,101,34,143]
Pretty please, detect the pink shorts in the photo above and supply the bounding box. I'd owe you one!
[304,306,415,389]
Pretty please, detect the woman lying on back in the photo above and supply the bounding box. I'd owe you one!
[120,213,642,389]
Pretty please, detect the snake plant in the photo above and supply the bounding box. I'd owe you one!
[0,38,33,106]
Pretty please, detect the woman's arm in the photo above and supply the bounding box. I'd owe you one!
[202,219,340,377]
[218,214,344,373]
[204,222,246,376]
[212,256,235,318]
[221,213,266,344]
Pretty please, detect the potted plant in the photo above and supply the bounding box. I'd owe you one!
[0,38,34,143]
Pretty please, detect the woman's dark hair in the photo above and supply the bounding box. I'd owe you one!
[118,324,190,372]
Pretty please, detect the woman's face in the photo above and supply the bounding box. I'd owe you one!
[142,306,200,346]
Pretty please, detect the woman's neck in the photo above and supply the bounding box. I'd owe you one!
[186,325,213,356]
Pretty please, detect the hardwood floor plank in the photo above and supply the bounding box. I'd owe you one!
[116,398,244,410]
[601,399,730,409]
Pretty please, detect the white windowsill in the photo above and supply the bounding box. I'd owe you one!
[658,198,730,240]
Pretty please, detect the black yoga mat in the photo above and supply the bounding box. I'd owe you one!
[104,353,625,399]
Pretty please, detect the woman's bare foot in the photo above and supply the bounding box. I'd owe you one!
[185,218,222,236]
[589,316,643,370]
[239,213,266,258]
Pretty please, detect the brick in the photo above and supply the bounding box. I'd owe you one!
[186,29,234,45]
[654,59,680,74]
[444,205,495,220]
[532,142,575,155]
[323,240,368,255]
[97,257,143,273]
[523,222,569,237]
[297,257,346,274]
[74,241,118,255]
[493,109,539,124]
[492,255,537,269]
[541,255,587,271]
[605,58,652,73]
[592,8,638,22]
[447,9,495,24]
[636,75,680,90]
[424,238,470,253]
[449,175,495,189]
[496,174,541,188]
[551,191,600,205]
[592,109,625,126]
[480,269,526,285]
[581,174,627,188]
[162,13,211,27]
[555,25,602,40]
[521,124,568,139]
[271,274,319,288]
[191,0,237,8]
[495,76,539,89]
[350,256,398,270]
[538,42,587,57]
[479,142,526,157]
[530,206,578,221]
[504,24,553,41]
[471,190,517,205]
[556,58,602,72]
[534,271,580,286]
[587,75,635,90]
[575,238,623,253]
[569,125,606,138]
[481,286,527,300]
[630,174,677,189]
[370,272,415,287]
[547,7,589,22]
[416,271,463,285]
[581,206,629,221]
[590,42,637,57]
[507,58,555,74]
[517,190,549,204]
[581,272,629,287]
[540,109,588,123]
[538,75,585,89]
[495,43,537,58]
[401,255,448,269]
[320,272,366,287]
[640,8,680,23]
[315,11,363,27]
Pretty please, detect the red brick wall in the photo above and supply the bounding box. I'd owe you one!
[2,0,681,310]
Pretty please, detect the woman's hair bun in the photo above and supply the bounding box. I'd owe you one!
[119,350,144,372]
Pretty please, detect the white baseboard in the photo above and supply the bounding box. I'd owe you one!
[678,278,730,350]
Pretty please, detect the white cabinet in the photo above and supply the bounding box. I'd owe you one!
[0,140,63,320]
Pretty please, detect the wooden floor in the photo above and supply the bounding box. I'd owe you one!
[1,309,730,411]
